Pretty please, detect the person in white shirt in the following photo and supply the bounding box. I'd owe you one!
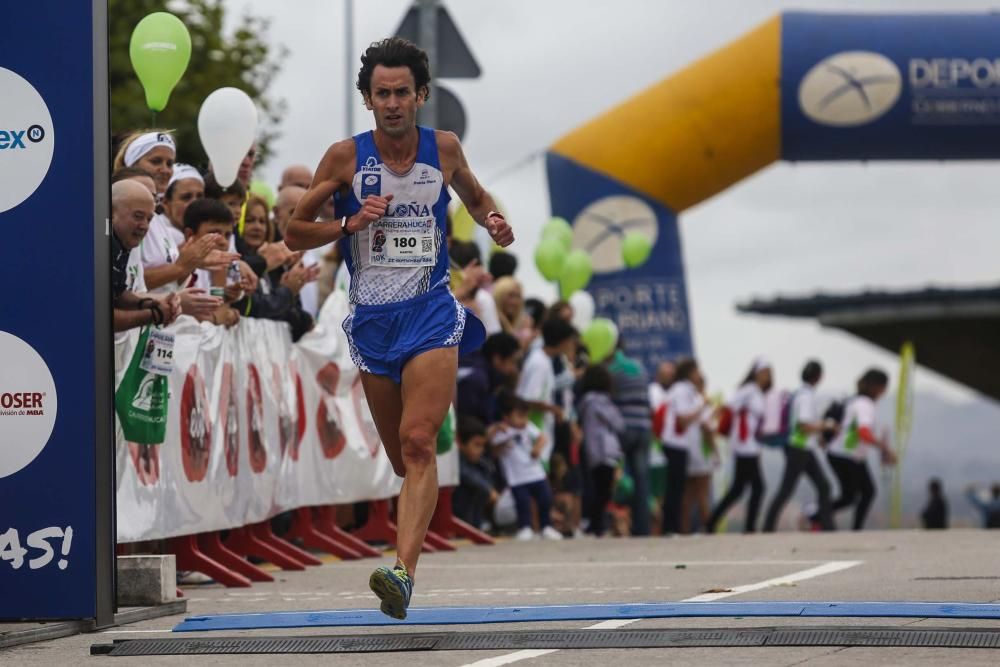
[660,358,707,535]
[515,318,575,464]
[682,373,718,534]
[707,357,772,533]
[827,368,896,530]
[763,360,834,532]
[490,393,562,541]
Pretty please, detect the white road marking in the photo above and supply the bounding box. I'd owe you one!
[418,559,827,569]
[458,560,862,667]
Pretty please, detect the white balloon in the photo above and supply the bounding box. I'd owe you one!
[569,290,595,331]
[198,87,258,188]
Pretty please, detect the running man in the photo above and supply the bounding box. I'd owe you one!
[285,38,514,619]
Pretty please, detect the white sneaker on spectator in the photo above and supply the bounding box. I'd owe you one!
[515,526,535,541]
[177,570,214,585]
[540,526,563,541]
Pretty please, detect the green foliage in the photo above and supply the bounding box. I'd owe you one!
[110,0,287,168]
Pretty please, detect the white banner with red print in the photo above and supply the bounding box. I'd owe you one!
[114,291,459,543]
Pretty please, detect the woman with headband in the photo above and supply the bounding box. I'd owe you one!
[707,357,772,534]
[113,130,177,194]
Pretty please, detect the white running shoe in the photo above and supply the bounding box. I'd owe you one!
[515,526,535,541]
[540,526,564,540]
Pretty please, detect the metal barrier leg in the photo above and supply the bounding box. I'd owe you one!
[249,521,323,566]
[286,508,363,560]
[316,506,382,558]
[431,487,496,545]
[225,526,307,571]
[169,535,252,588]
[198,532,274,582]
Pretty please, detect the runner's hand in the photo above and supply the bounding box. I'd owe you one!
[486,211,514,247]
[348,194,394,233]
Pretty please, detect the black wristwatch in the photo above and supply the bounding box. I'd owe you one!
[340,216,353,237]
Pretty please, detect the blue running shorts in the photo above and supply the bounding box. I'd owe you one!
[343,286,486,383]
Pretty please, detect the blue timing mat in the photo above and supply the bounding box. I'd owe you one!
[173,601,1000,632]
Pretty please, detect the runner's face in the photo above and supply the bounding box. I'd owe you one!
[366,65,425,137]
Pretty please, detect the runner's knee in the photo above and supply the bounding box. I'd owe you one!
[400,424,436,467]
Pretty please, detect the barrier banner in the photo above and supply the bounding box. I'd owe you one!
[115,293,457,543]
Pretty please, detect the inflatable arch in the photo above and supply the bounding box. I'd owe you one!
[546,12,1000,371]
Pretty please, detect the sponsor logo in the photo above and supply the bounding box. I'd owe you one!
[390,202,432,218]
[247,364,267,474]
[798,51,902,127]
[0,67,55,214]
[180,366,211,482]
[571,195,659,274]
[364,175,378,186]
[131,374,157,411]
[0,331,57,479]
[316,363,346,460]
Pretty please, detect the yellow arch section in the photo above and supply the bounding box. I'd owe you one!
[551,16,781,213]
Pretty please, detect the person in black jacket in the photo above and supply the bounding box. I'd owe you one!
[235,194,318,340]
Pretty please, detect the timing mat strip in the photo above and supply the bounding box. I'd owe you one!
[173,601,1000,632]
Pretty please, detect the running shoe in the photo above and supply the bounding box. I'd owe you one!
[515,526,535,541]
[369,564,413,620]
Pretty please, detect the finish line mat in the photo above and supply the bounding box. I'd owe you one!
[173,601,1000,631]
[94,626,1000,655]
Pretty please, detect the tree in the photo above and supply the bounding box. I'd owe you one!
[110,0,287,169]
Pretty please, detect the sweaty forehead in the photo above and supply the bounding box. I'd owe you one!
[370,65,415,89]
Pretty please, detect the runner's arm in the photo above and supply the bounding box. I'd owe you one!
[440,131,514,247]
[285,141,353,251]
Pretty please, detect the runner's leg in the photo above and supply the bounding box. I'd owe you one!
[395,346,458,576]
[360,372,405,475]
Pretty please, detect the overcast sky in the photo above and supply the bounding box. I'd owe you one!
[223,0,1000,411]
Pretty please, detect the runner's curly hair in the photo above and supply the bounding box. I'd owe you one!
[356,38,431,101]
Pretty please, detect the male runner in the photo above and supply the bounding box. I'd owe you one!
[285,38,514,620]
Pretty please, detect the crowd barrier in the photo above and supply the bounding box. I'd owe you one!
[114,291,460,545]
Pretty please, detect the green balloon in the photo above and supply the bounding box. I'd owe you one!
[541,216,573,250]
[559,249,592,299]
[622,232,653,268]
[129,12,192,112]
[250,180,276,208]
[534,237,566,281]
[582,318,618,363]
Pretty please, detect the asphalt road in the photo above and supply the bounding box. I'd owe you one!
[5,529,1000,666]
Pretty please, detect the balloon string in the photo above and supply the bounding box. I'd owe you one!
[151,111,157,127]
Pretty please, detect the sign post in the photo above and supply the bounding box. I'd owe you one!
[0,0,115,624]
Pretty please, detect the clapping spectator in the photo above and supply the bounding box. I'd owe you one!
[111,180,180,332]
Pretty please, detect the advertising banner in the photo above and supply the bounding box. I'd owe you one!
[783,13,1000,160]
[0,0,111,620]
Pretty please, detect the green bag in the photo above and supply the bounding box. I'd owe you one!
[115,326,169,444]
[436,407,454,455]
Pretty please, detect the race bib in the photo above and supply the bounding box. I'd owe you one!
[369,216,437,267]
[139,328,175,376]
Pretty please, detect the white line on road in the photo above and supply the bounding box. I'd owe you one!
[459,560,862,667]
[417,559,828,569]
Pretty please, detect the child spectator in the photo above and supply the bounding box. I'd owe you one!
[490,392,562,541]
[578,365,625,537]
[452,416,498,530]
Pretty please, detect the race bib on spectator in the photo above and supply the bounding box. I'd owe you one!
[139,328,175,376]
[368,216,436,267]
